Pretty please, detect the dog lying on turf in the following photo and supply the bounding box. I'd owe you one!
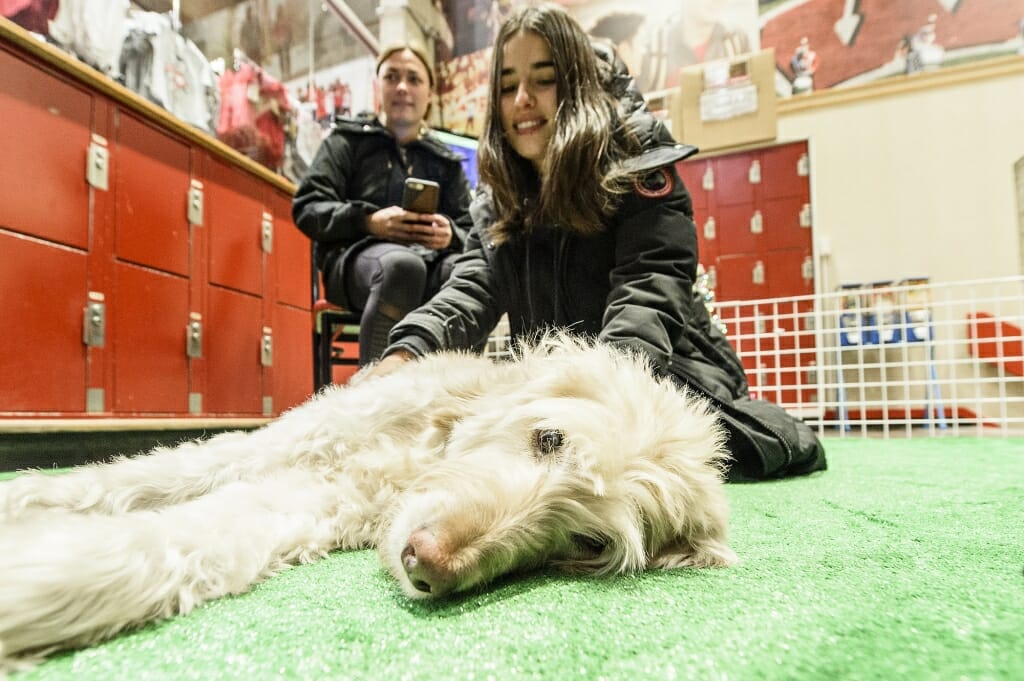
[0,335,735,669]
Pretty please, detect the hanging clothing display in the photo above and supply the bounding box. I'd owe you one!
[48,0,128,76]
[216,57,290,171]
[0,0,59,35]
[118,9,219,134]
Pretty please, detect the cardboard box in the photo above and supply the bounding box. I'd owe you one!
[670,49,777,153]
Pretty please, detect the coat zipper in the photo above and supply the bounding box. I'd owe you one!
[555,230,570,324]
[524,237,535,324]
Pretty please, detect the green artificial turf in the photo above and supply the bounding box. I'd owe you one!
[8,437,1024,681]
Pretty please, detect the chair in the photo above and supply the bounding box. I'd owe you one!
[311,248,361,391]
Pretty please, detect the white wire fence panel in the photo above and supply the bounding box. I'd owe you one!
[483,314,513,360]
[714,276,1024,439]
[480,277,1024,439]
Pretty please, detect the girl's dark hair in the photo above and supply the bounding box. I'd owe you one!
[477,3,639,243]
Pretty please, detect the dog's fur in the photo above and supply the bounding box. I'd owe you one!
[0,336,735,670]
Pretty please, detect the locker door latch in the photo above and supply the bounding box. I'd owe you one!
[82,292,106,347]
[261,212,273,253]
[188,180,204,226]
[802,256,814,281]
[752,261,765,286]
[186,313,203,359]
[750,210,763,234]
[702,166,715,191]
[748,160,761,184]
[261,327,274,367]
[86,135,109,191]
[798,153,810,177]
[703,216,716,240]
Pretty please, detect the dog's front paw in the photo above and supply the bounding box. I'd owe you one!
[649,540,737,569]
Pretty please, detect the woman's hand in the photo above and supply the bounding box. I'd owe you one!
[352,349,416,384]
[367,207,452,250]
[412,213,453,250]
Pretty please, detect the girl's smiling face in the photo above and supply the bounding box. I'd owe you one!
[499,31,558,175]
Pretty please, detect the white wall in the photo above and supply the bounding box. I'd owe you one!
[773,57,1024,291]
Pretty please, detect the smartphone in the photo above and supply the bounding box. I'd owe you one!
[401,178,440,214]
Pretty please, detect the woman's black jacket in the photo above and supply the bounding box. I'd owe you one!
[386,158,825,480]
[291,114,473,310]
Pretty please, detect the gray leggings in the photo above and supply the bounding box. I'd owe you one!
[342,243,458,365]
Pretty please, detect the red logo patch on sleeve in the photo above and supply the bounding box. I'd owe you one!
[633,168,674,199]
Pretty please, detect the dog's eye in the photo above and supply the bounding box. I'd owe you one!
[533,429,564,456]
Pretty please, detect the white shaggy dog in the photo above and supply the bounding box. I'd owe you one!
[0,336,735,670]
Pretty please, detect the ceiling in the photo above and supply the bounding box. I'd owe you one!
[132,0,379,29]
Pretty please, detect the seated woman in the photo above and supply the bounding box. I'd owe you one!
[292,42,473,365]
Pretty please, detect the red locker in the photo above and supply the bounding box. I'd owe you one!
[760,144,810,201]
[716,202,763,256]
[675,158,710,212]
[205,155,265,297]
[715,253,770,301]
[0,48,92,249]
[695,213,720,265]
[114,113,191,277]
[268,188,310,310]
[702,142,813,266]
[271,303,315,411]
[764,248,815,298]
[0,232,89,413]
[112,262,191,414]
[761,196,812,251]
[711,154,757,206]
[205,286,264,415]
[715,248,811,301]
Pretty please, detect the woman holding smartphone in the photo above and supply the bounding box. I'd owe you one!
[293,42,473,366]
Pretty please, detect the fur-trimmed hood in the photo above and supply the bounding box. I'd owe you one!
[591,40,698,172]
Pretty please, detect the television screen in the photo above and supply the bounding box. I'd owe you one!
[432,129,479,188]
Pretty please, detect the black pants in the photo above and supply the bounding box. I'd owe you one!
[339,243,458,365]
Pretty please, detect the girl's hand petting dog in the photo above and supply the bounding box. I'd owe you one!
[353,349,415,385]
